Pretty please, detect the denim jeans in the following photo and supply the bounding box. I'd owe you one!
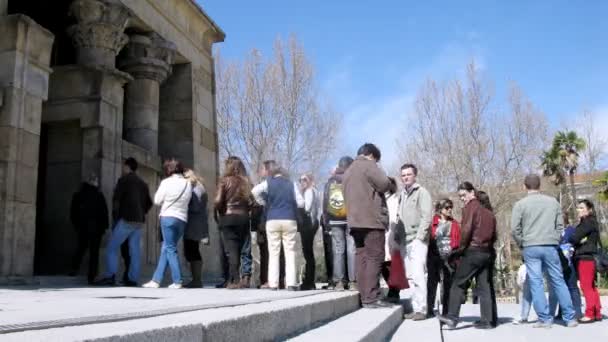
[331,225,356,283]
[523,246,575,323]
[103,219,142,282]
[548,262,583,319]
[241,231,252,276]
[152,216,186,284]
[520,279,532,320]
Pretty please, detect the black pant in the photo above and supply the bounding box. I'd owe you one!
[322,226,334,283]
[121,242,130,282]
[447,249,496,324]
[257,230,269,285]
[184,239,202,262]
[427,253,454,316]
[220,214,249,284]
[72,230,103,283]
[300,217,318,287]
[351,229,385,304]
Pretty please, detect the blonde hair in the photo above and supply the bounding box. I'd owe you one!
[184,169,205,188]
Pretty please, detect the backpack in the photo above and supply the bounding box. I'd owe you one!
[326,181,347,219]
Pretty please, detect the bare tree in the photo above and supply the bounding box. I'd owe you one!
[577,109,606,174]
[399,61,549,290]
[215,36,341,180]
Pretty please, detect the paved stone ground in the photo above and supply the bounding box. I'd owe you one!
[393,297,608,342]
[0,283,606,341]
[0,284,329,327]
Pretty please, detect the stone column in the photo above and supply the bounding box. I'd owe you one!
[119,33,176,154]
[0,15,54,277]
[67,0,130,69]
[1,0,7,15]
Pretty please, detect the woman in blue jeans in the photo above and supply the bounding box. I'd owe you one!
[143,159,192,289]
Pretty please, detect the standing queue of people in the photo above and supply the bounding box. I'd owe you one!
[70,145,603,327]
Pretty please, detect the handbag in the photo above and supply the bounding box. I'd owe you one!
[596,237,608,275]
[388,250,409,289]
[158,182,189,242]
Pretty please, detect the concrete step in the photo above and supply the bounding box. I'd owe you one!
[0,291,360,342]
[288,304,403,342]
[390,313,443,341]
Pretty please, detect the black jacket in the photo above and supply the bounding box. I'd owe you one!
[70,183,109,234]
[569,215,599,261]
[112,172,153,224]
[185,186,209,240]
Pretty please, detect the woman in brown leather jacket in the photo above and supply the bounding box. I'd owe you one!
[214,156,253,289]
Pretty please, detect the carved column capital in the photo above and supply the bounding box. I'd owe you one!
[67,0,131,68]
[119,33,176,83]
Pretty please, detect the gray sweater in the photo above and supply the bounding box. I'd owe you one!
[511,192,563,248]
[397,183,433,245]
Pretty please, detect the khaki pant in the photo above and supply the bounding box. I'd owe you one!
[266,220,298,288]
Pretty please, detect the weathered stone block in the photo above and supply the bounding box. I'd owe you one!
[0,126,18,162]
[48,66,130,107]
[42,101,93,124]
[16,129,40,168]
[125,79,160,107]
[14,163,38,203]
[0,15,54,69]
[199,123,217,152]
[195,103,213,129]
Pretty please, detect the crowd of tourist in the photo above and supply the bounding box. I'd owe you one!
[69,142,604,328]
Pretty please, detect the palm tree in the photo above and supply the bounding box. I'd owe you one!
[541,131,586,218]
[541,147,569,211]
[553,131,586,202]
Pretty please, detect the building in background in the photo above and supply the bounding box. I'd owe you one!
[0,0,224,282]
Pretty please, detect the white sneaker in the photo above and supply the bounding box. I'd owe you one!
[142,280,160,288]
[168,283,182,289]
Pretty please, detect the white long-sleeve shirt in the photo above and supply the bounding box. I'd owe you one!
[154,174,192,222]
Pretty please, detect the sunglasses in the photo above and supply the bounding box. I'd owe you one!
[443,206,453,210]
[299,178,308,182]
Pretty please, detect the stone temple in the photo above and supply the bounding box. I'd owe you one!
[0,0,225,281]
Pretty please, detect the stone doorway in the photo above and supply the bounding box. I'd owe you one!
[34,121,83,275]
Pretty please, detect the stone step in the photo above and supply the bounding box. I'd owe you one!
[288,304,404,342]
[390,314,443,341]
[0,291,359,342]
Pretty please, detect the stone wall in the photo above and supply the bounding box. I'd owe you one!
[0,14,54,276]
[0,0,224,280]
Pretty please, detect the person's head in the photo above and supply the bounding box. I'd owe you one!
[299,173,314,189]
[338,156,354,170]
[86,173,99,187]
[163,158,185,177]
[576,199,595,219]
[123,157,138,174]
[457,181,476,204]
[400,163,418,187]
[357,143,381,162]
[477,190,493,212]
[524,174,541,191]
[184,169,205,188]
[224,156,247,178]
[261,160,279,177]
[436,198,454,219]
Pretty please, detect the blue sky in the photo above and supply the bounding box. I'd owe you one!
[200,0,608,170]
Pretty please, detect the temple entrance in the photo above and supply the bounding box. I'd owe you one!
[34,121,83,275]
